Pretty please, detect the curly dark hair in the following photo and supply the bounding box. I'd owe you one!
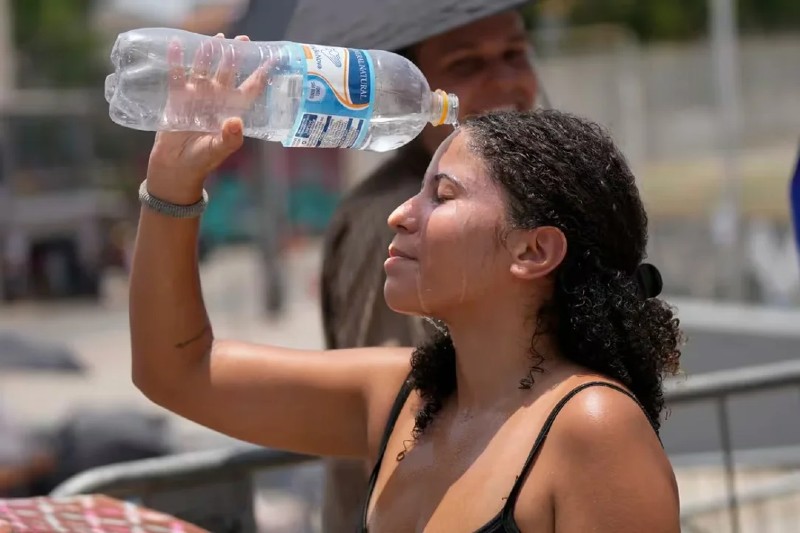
[407,109,682,442]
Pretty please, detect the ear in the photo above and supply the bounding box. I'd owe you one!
[508,226,567,281]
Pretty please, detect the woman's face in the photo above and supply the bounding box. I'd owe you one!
[384,130,512,318]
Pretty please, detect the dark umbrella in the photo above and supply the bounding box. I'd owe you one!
[230,0,551,107]
[0,333,84,373]
[231,0,531,49]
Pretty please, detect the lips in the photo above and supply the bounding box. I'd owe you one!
[388,245,416,260]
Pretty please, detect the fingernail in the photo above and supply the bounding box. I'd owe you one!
[229,122,241,134]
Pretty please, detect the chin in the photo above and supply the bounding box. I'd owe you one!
[383,281,427,316]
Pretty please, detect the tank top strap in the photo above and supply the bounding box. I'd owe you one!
[500,381,656,518]
[361,374,415,531]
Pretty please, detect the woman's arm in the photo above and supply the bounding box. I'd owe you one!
[130,34,411,459]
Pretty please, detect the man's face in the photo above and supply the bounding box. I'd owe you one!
[413,11,538,154]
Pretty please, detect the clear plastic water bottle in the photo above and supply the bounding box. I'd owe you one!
[104,28,459,152]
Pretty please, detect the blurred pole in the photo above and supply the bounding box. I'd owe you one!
[0,0,14,303]
[229,0,298,317]
[255,142,289,317]
[0,0,14,95]
[709,0,746,301]
[615,28,646,179]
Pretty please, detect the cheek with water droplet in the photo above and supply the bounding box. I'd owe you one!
[415,204,434,317]
[413,200,488,317]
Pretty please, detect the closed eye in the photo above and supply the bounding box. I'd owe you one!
[432,173,462,203]
[434,184,457,203]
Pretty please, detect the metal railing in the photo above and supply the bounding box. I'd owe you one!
[665,358,800,533]
[51,446,316,532]
[50,446,315,499]
[50,358,800,532]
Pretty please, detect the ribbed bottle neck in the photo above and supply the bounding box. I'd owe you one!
[428,89,460,126]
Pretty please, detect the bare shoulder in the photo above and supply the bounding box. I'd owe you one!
[360,346,414,397]
[536,379,680,533]
[309,344,414,450]
[553,381,660,450]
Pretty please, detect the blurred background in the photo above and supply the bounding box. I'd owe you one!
[0,0,798,531]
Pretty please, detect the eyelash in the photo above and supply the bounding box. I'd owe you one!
[433,187,454,204]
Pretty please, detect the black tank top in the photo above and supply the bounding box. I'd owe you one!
[360,379,659,532]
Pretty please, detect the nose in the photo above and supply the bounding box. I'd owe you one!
[483,67,537,111]
[387,198,419,234]
[496,61,521,81]
[486,54,536,89]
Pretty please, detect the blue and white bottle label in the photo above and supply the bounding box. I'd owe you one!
[285,44,375,149]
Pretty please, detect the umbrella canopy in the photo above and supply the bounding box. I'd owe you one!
[0,334,84,373]
[232,0,531,50]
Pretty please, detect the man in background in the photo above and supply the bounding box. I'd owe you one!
[320,8,540,531]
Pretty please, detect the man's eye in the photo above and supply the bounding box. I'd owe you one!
[505,48,529,65]
[447,57,483,77]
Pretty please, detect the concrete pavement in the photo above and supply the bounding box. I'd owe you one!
[0,243,326,450]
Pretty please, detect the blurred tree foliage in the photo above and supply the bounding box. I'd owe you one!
[524,0,800,42]
[11,0,102,87]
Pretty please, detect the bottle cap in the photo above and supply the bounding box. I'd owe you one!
[432,89,460,127]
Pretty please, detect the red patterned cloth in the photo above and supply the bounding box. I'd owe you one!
[0,495,209,532]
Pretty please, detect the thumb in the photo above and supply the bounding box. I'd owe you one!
[221,117,245,151]
[210,117,244,158]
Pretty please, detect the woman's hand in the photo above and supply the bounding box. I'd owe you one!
[146,33,267,204]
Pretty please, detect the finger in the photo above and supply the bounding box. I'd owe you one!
[191,39,214,83]
[165,40,187,119]
[239,60,270,102]
[215,33,225,39]
[215,39,237,88]
[222,117,244,146]
[234,35,250,42]
[167,39,186,91]
[209,117,244,160]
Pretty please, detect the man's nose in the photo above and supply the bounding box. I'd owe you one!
[485,57,534,88]
[387,198,419,234]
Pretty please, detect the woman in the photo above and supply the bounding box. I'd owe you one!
[131,35,682,532]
